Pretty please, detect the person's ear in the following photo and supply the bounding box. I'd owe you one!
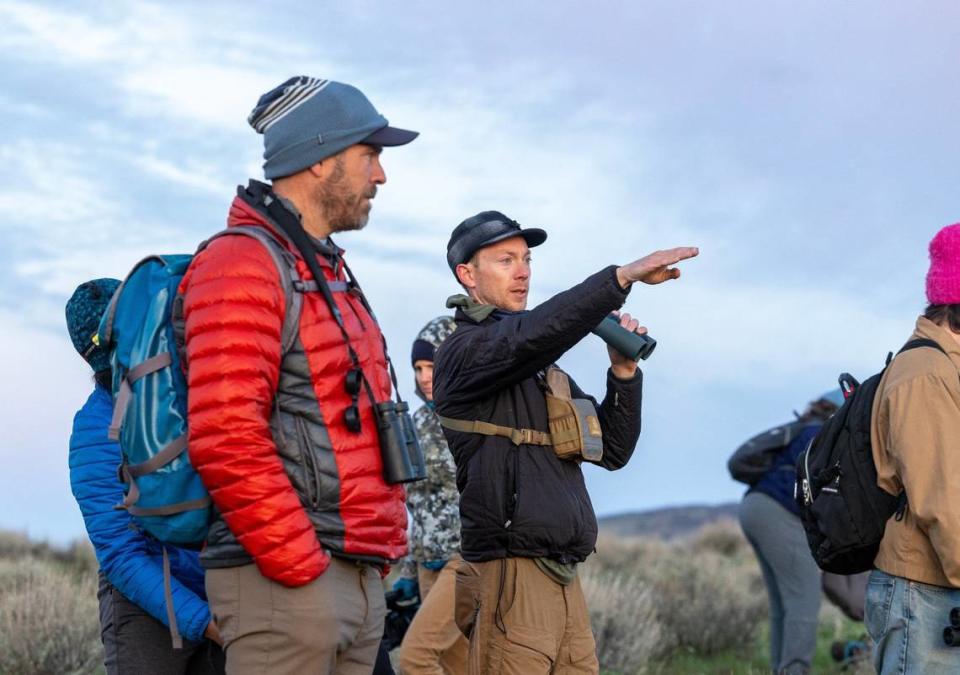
[307,161,325,178]
[456,263,475,289]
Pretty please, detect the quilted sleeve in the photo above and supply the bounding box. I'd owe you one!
[68,389,211,641]
[569,368,643,471]
[434,266,628,406]
[181,235,327,587]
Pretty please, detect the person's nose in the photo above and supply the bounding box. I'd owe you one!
[371,157,386,185]
[516,261,530,280]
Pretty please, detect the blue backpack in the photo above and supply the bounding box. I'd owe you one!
[97,226,302,545]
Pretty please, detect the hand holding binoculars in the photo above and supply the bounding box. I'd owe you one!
[592,314,657,361]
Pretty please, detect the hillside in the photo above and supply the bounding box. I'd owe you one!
[598,502,741,540]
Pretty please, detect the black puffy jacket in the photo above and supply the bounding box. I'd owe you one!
[433,266,643,564]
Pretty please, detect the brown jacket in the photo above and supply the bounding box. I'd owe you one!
[872,316,960,588]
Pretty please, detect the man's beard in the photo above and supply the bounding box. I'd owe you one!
[318,158,375,233]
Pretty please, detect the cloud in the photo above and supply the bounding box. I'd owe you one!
[0,1,319,132]
[1,0,958,541]
[0,308,91,543]
[131,155,233,198]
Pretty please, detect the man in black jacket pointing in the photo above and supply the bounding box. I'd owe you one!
[433,210,698,674]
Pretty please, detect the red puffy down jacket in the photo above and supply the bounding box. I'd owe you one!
[180,182,407,587]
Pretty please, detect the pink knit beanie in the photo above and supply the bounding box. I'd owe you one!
[926,223,960,304]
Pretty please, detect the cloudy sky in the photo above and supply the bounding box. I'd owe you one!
[2,1,958,544]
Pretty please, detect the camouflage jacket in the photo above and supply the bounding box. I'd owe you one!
[406,403,461,563]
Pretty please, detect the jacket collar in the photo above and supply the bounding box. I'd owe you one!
[913,316,960,370]
[446,294,497,322]
[446,294,527,324]
[230,180,344,265]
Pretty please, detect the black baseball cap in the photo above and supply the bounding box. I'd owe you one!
[446,211,547,275]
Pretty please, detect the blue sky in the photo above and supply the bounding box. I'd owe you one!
[1,1,958,543]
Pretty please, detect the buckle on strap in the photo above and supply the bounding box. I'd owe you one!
[510,428,547,446]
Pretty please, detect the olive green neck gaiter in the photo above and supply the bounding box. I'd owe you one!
[445,294,498,322]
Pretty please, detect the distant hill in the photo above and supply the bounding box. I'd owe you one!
[598,502,740,540]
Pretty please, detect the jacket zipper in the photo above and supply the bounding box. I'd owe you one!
[505,446,519,529]
[294,416,321,509]
[801,437,814,505]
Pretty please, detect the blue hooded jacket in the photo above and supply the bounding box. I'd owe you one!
[751,423,822,517]
[68,386,210,642]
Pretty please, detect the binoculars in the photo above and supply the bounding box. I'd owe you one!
[376,400,427,484]
[592,314,657,361]
[943,607,960,646]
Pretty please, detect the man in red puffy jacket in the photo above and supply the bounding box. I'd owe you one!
[179,76,417,675]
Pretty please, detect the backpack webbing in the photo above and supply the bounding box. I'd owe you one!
[437,416,554,446]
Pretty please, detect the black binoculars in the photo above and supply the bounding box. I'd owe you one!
[376,400,427,484]
[942,607,960,646]
[592,314,657,361]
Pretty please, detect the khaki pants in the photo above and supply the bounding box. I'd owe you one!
[454,558,599,675]
[418,564,441,600]
[398,557,469,674]
[206,559,385,675]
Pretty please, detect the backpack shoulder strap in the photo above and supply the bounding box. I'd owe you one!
[98,255,170,350]
[899,338,947,356]
[544,366,572,400]
[198,226,303,355]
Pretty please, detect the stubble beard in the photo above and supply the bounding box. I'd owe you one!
[318,157,375,234]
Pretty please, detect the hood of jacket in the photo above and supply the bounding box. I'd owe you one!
[412,315,457,402]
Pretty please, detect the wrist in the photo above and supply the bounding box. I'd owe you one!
[610,362,638,380]
[615,266,632,290]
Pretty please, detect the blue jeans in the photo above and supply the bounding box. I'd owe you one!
[865,569,960,674]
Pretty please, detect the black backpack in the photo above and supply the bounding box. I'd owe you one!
[728,419,811,485]
[795,338,945,574]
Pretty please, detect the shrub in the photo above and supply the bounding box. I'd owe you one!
[0,557,102,675]
[588,532,766,660]
[581,567,675,673]
[62,539,98,575]
[648,548,766,656]
[0,530,45,559]
[0,530,98,574]
[685,518,750,560]
[590,534,674,579]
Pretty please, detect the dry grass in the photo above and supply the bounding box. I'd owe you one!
[0,530,97,573]
[0,522,859,675]
[585,521,767,671]
[0,557,101,675]
[581,567,676,673]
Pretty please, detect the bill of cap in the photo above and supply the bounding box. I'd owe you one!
[447,224,548,272]
[363,125,419,146]
[481,227,548,252]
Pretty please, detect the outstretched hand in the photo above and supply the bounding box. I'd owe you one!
[616,247,699,288]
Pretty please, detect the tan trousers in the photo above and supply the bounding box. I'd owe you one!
[418,564,441,600]
[454,558,599,675]
[398,557,469,674]
[206,559,385,675]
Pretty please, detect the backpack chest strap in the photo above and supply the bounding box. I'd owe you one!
[292,279,349,293]
[438,415,553,446]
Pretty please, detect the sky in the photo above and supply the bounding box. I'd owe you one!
[1,1,958,544]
